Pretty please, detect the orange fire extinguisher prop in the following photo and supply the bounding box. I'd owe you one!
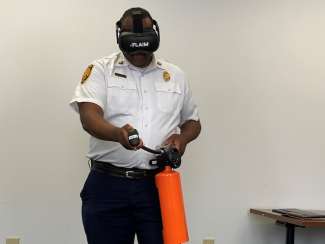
[155,166,189,244]
[128,129,189,244]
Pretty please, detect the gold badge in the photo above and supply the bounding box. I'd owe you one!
[163,70,171,82]
[81,64,94,84]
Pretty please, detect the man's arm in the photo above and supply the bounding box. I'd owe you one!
[78,102,142,150]
[180,119,201,144]
[164,120,201,155]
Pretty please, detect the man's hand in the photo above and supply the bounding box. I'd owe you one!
[163,134,187,155]
[163,120,201,156]
[116,124,144,150]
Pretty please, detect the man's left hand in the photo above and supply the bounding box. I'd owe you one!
[163,134,187,155]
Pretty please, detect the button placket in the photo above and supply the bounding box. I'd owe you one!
[141,76,150,131]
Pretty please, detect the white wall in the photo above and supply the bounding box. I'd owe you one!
[1,0,325,243]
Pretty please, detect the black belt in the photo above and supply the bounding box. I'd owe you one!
[91,160,161,179]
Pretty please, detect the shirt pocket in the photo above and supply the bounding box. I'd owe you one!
[107,79,138,115]
[155,82,182,113]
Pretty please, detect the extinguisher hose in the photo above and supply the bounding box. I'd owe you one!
[140,145,162,154]
[128,129,162,154]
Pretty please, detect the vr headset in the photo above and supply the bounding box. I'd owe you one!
[116,10,160,54]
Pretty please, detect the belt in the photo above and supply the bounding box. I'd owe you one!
[90,160,161,179]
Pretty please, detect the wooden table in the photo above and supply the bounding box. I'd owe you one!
[250,209,325,244]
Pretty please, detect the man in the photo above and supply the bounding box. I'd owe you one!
[70,7,201,244]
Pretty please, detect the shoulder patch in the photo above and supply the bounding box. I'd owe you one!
[81,64,94,84]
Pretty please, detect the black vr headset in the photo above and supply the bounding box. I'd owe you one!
[116,10,160,54]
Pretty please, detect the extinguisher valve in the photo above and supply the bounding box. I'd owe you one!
[149,147,182,169]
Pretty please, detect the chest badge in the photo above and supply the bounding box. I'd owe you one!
[81,64,94,84]
[163,70,171,82]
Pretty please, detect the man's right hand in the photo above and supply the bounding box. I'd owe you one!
[116,124,143,150]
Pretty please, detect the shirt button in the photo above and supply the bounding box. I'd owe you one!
[145,124,148,127]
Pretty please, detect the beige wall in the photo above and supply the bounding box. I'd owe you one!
[1,0,325,243]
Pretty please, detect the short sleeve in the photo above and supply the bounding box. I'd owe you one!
[180,77,200,126]
[69,62,107,113]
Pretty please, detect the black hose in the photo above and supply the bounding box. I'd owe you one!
[141,145,162,154]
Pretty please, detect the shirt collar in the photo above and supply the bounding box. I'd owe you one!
[114,52,165,72]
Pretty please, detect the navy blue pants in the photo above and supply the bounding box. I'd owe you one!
[80,169,163,244]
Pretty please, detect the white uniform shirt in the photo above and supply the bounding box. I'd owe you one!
[70,52,199,169]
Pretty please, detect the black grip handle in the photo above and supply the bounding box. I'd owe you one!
[128,129,140,147]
